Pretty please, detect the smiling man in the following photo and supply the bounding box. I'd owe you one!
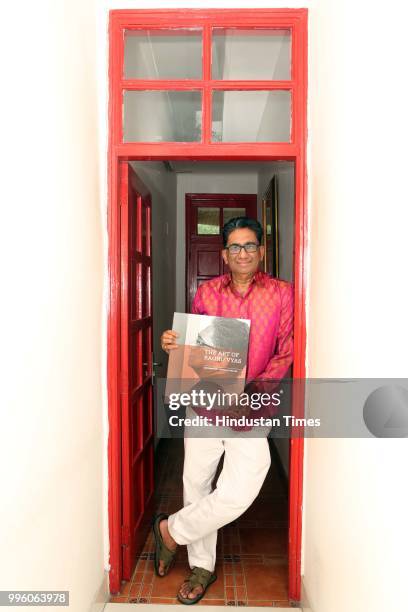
[154,216,294,604]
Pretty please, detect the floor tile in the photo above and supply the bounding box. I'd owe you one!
[129,583,141,598]
[110,439,290,606]
[244,563,288,600]
[150,564,190,598]
[239,527,288,556]
[109,595,128,603]
[131,570,145,583]
[118,581,132,596]
[225,586,235,601]
[150,597,180,604]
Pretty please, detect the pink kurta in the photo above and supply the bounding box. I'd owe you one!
[191,271,294,424]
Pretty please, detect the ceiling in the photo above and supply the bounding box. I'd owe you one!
[163,160,295,174]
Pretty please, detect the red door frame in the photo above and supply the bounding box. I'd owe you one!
[107,9,308,600]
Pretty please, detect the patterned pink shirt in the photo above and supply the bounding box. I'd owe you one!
[191,271,294,390]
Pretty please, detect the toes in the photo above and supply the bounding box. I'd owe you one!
[159,519,167,536]
[179,581,204,600]
[188,586,203,599]
[179,582,192,598]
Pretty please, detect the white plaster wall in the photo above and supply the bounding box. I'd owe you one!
[176,171,258,311]
[302,2,408,612]
[0,1,107,611]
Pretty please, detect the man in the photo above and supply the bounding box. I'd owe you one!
[154,216,294,604]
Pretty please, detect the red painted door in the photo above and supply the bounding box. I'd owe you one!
[186,193,258,312]
[120,162,154,580]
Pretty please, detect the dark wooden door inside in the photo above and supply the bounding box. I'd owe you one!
[186,193,258,312]
[120,162,154,580]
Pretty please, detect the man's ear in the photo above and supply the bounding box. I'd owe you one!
[221,249,229,265]
[259,245,265,261]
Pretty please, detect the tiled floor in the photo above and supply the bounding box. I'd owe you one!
[110,439,292,607]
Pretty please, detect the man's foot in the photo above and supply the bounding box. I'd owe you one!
[176,568,217,605]
[178,580,204,600]
[157,518,177,576]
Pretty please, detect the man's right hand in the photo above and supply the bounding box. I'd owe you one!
[161,330,179,354]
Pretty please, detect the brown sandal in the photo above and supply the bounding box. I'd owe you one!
[152,513,177,577]
[177,566,217,605]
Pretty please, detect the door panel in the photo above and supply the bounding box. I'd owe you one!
[186,193,258,312]
[197,249,220,276]
[120,162,154,581]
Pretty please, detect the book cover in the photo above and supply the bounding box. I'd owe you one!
[165,313,251,407]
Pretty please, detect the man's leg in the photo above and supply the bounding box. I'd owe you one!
[170,434,271,544]
[166,433,271,600]
[168,435,225,571]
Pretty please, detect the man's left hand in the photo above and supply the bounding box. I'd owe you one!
[223,403,252,419]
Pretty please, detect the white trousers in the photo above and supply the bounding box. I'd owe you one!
[167,420,271,572]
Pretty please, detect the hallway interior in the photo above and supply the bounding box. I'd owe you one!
[110,439,290,606]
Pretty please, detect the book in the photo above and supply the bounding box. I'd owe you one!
[165,313,251,409]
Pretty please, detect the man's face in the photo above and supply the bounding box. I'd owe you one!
[222,228,264,276]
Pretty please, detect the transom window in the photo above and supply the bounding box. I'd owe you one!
[120,26,295,144]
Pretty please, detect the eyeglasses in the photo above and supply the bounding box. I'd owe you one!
[225,242,260,255]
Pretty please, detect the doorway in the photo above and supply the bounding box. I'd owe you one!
[107,8,307,604]
[110,159,301,606]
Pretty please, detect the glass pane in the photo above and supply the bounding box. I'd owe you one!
[212,90,291,142]
[266,206,272,235]
[223,208,246,225]
[212,28,291,80]
[123,91,202,142]
[124,29,202,79]
[197,208,220,234]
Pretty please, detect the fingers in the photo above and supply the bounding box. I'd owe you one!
[223,407,240,418]
[224,406,251,418]
[161,330,179,354]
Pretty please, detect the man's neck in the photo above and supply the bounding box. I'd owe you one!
[231,271,256,294]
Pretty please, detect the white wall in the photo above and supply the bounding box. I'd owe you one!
[302,2,408,612]
[0,2,107,612]
[176,170,258,311]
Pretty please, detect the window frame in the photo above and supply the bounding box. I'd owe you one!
[109,9,307,154]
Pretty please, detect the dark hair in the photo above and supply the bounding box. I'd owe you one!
[197,318,250,352]
[222,216,263,248]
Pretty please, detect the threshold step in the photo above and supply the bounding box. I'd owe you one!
[104,605,301,611]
